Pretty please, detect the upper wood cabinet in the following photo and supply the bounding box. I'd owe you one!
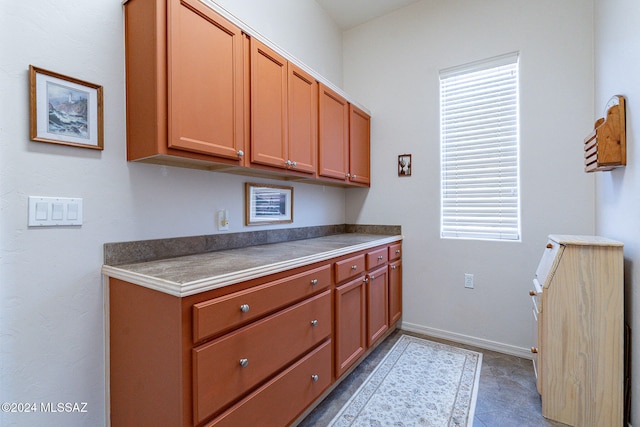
[318,84,371,186]
[349,105,371,186]
[125,0,247,166]
[250,39,317,175]
[124,0,369,185]
[318,84,350,182]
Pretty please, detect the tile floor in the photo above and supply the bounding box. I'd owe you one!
[298,329,569,426]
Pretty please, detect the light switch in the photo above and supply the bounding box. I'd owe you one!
[28,196,83,227]
[52,203,64,220]
[35,202,48,220]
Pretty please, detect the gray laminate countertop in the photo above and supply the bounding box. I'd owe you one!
[102,233,402,297]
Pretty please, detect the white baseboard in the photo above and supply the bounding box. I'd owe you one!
[401,321,534,360]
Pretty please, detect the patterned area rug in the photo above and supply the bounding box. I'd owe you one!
[328,334,482,427]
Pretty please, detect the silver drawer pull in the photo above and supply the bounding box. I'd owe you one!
[310,279,318,286]
[310,319,319,327]
[395,249,401,254]
[239,358,249,368]
[370,275,376,280]
[377,255,384,260]
[240,304,250,313]
[391,265,397,270]
[363,276,369,284]
[351,265,358,270]
[237,150,244,157]
[311,374,319,382]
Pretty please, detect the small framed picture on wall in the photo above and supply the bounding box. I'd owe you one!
[398,154,412,176]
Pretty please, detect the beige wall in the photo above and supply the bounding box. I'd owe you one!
[594,0,640,424]
[0,1,345,425]
[343,0,596,354]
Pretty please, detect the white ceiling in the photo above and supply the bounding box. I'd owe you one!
[315,0,422,30]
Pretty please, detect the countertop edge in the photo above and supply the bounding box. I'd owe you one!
[102,235,403,297]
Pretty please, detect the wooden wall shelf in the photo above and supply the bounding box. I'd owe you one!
[584,95,626,172]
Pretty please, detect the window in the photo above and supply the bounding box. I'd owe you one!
[440,52,520,241]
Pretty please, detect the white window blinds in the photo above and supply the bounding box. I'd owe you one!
[440,53,520,241]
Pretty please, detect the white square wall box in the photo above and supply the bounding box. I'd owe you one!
[28,196,83,227]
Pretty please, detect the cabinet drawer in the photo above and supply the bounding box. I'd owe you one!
[206,340,332,427]
[192,290,331,423]
[388,243,402,261]
[335,254,365,283]
[366,247,388,270]
[534,240,562,287]
[193,264,331,343]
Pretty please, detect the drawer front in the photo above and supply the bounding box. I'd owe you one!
[335,254,365,283]
[366,247,388,270]
[193,264,331,343]
[206,340,332,427]
[388,243,402,261]
[534,239,562,287]
[192,290,331,423]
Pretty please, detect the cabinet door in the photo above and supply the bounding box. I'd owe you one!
[366,266,388,347]
[288,64,317,174]
[250,39,288,169]
[168,0,245,160]
[318,84,349,181]
[349,104,371,186]
[388,260,402,326]
[335,276,366,378]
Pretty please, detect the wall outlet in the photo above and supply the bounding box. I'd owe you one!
[464,273,474,289]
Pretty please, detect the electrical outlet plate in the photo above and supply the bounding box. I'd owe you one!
[464,273,474,289]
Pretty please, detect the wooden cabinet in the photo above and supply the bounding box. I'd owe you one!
[109,239,402,426]
[365,265,388,347]
[318,83,350,182]
[318,85,371,186]
[389,259,402,326]
[349,104,371,186]
[531,235,623,427]
[124,0,371,185]
[124,0,247,166]
[334,244,401,379]
[334,276,366,378]
[249,39,317,175]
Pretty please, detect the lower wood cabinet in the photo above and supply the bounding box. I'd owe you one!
[334,276,366,378]
[109,241,402,426]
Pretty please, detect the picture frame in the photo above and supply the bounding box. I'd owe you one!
[29,65,104,150]
[245,183,293,225]
[398,154,412,176]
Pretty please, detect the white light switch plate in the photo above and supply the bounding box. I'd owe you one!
[28,196,83,226]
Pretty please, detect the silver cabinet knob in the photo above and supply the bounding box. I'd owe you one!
[285,160,292,167]
[239,358,249,368]
[292,161,297,167]
[310,279,318,286]
[377,255,383,260]
[240,304,250,313]
[363,276,369,284]
[395,249,401,254]
[391,265,397,270]
[351,265,357,270]
[346,173,351,178]
[311,374,319,382]
[352,175,357,179]
[370,274,376,280]
[310,319,318,327]
[237,150,244,157]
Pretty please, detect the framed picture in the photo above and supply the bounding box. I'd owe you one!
[398,154,412,176]
[29,65,104,150]
[245,183,293,225]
